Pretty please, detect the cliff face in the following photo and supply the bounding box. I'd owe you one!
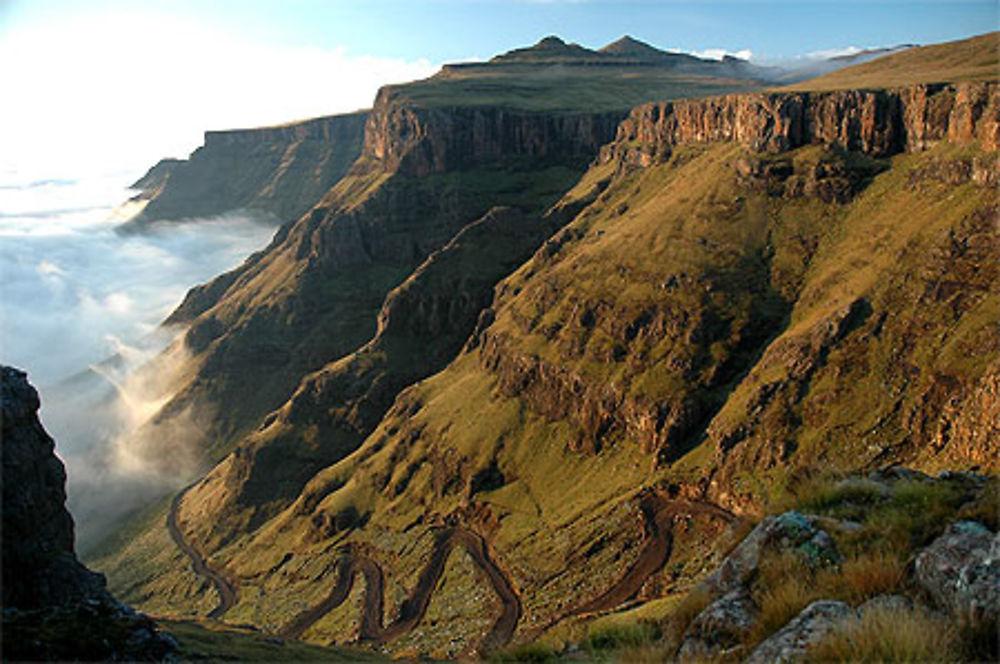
[366,87,624,176]
[1,366,175,661]
[1,365,107,609]
[116,83,625,479]
[125,111,368,227]
[601,83,999,166]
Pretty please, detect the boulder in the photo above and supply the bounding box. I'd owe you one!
[744,600,854,664]
[915,520,1000,622]
[677,588,757,660]
[702,511,839,596]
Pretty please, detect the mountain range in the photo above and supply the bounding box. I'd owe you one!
[18,30,998,660]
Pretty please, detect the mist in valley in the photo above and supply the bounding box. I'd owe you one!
[0,173,276,550]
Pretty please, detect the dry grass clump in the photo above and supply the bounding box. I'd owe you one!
[489,641,560,663]
[831,550,907,605]
[660,584,713,651]
[807,606,959,663]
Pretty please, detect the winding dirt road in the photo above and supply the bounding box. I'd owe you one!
[167,485,238,619]
[541,494,733,629]
[171,486,730,650]
[279,527,520,653]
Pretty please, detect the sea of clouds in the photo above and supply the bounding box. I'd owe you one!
[0,170,276,549]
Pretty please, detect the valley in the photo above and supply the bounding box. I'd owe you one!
[8,26,996,662]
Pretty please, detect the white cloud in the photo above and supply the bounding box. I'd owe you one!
[36,259,65,276]
[806,46,863,60]
[0,10,439,180]
[690,47,754,61]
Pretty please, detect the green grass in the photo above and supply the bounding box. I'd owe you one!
[385,66,765,113]
[159,618,387,662]
[784,31,999,91]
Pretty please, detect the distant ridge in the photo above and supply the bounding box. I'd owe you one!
[786,31,999,90]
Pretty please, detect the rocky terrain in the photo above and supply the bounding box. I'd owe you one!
[123,111,368,228]
[87,32,1000,661]
[1,366,177,661]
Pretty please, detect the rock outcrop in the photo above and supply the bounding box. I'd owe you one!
[1,365,107,609]
[915,520,1000,621]
[744,600,854,664]
[125,111,368,227]
[601,82,999,167]
[366,87,624,176]
[1,366,176,661]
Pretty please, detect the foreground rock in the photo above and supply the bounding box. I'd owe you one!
[1,366,176,661]
[702,511,839,597]
[915,520,1000,622]
[744,600,854,664]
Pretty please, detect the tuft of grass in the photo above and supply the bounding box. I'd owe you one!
[807,606,958,663]
[490,641,561,663]
[750,550,827,645]
[955,477,1000,532]
[582,621,661,653]
[662,585,713,652]
[957,615,1000,662]
[830,550,907,605]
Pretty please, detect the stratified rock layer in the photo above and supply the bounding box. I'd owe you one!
[601,83,999,166]
[127,111,368,226]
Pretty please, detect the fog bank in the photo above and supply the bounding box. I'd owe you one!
[0,173,275,548]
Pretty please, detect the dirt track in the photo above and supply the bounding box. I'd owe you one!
[544,494,733,628]
[166,485,237,619]
[279,527,520,653]
[174,488,730,648]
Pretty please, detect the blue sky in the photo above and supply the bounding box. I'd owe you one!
[4,0,997,61]
[1,0,996,177]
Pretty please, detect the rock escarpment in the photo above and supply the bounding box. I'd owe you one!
[125,111,368,227]
[601,82,999,166]
[366,86,625,176]
[1,366,176,661]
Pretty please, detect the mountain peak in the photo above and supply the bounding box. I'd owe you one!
[536,35,567,47]
[491,35,600,63]
[599,35,667,57]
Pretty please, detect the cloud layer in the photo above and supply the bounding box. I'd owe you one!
[0,10,438,180]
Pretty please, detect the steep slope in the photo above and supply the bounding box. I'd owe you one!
[97,68,998,660]
[124,111,368,227]
[108,37,773,489]
[783,31,998,91]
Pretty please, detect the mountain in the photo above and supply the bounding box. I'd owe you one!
[122,111,368,228]
[784,31,999,91]
[90,33,998,660]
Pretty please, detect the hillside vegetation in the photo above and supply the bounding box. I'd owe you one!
[784,31,999,91]
[91,32,999,661]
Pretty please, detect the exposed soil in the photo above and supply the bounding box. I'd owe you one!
[166,486,237,619]
[279,527,520,653]
[541,494,733,631]
[171,486,729,650]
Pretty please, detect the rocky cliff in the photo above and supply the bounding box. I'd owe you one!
[124,111,368,227]
[1,366,175,661]
[601,82,999,166]
[365,86,623,176]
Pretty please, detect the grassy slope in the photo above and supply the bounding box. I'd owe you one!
[387,66,764,112]
[137,138,992,658]
[93,42,777,623]
[783,31,999,91]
